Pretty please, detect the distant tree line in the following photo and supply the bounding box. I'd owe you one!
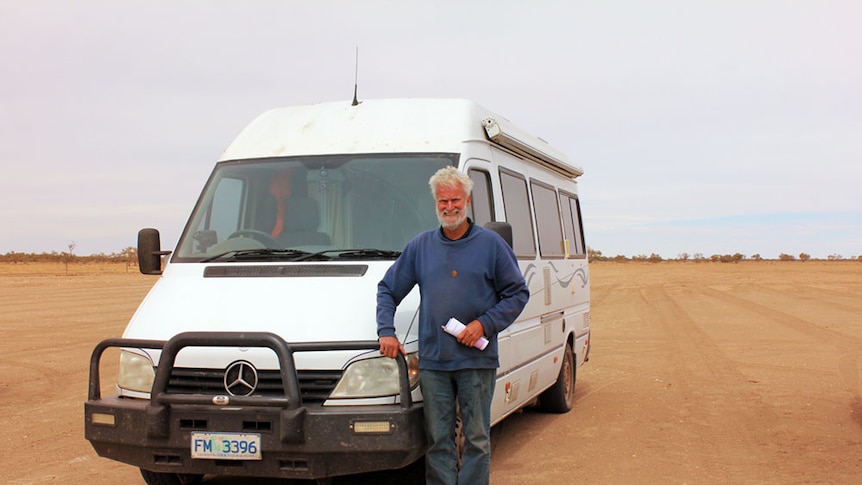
[587,248,862,263]
[3,247,859,265]
[1,247,138,266]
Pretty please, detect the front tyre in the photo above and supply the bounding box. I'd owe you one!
[140,469,203,485]
[538,343,576,413]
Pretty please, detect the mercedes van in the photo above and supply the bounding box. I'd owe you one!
[85,98,590,484]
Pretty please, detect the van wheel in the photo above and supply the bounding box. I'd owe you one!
[140,469,203,485]
[538,344,576,413]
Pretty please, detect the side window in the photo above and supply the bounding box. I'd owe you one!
[468,168,494,227]
[560,191,576,256]
[570,196,585,255]
[184,176,244,254]
[531,180,564,258]
[560,191,586,257]
[499,169,536,257]
[208,177,244,241]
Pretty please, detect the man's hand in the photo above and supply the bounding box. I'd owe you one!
[378,335,405,359]
[456,320,486,348]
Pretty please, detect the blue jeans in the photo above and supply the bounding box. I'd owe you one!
[420,368,496,485]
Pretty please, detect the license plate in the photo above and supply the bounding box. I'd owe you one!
[191,432,262,460]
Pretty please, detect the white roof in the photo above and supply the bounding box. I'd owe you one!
[219,98,582,177]
[220,98,493,161]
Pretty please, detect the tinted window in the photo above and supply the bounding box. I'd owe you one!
[570,196,585,255]
[499,169,535,257]
[174,153,457,259]
[531,180,564,258]
[560,191,586,256]
[468,168,494,227]
[190,176,244,253]
[560,191,576,257]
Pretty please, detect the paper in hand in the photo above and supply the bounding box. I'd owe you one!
[442,317,489,350]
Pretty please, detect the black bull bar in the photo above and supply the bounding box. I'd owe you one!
[87,331,415,442]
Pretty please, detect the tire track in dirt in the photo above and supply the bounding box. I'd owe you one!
[741,281,862,319]
[636,283,785,483]
[698,285,862,423]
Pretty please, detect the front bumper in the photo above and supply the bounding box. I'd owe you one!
[84,332,425,480]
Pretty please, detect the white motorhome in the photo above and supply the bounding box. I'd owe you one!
[85,98,590,484]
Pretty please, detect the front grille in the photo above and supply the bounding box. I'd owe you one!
[163,367,342,404]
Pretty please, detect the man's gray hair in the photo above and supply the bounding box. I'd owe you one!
[429,166,473,197]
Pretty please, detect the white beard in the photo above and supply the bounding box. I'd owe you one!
[437,208,468,230]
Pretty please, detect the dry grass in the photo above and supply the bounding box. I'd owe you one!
[0,261,138,276]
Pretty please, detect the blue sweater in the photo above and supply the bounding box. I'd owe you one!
[377,224,530,371]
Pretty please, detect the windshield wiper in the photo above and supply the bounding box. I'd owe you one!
[201,248,311,263]
[293,248,402,262]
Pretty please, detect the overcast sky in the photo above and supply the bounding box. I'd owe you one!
[2,1,860,259]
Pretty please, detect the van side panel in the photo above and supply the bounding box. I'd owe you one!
[462,144,590,423]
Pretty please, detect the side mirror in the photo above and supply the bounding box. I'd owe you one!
[138,228,170,275]
[483,221,513,249]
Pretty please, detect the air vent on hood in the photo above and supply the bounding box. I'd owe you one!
[204,265,368,278]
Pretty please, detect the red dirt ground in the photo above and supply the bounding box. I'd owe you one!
[2,261,861,484]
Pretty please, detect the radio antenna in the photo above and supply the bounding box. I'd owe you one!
[351,46,360,106]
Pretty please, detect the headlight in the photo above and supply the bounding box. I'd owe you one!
[330,352,419,399]
[117,350,155,393]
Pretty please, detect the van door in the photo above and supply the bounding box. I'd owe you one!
[496,167,550,393]
[529,178,574,374]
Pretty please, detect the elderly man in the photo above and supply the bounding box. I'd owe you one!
[376,166,529,485]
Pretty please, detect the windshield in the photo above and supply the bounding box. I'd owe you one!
[174,153,457,261]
